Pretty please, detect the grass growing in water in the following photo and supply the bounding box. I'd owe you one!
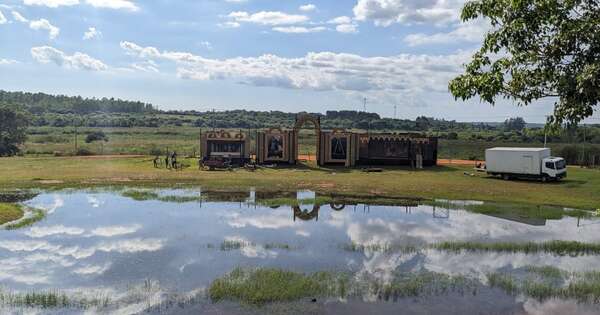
[342,242,418,253]
[488,269,600,302]
[0,203,24,225]
[209,268,339,305]
[209,268,478,306]
[122,190,160,201]
[220,240,254,251]
[434,240,600,256]
[0,289,110,309]
[5,208,46,230]
[341,241,600,256]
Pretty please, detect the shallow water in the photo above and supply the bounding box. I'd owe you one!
[1,189,600,314]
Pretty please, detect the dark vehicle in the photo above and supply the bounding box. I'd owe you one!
[201,156,232,171]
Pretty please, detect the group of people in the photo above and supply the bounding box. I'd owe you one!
[153,151,179,169]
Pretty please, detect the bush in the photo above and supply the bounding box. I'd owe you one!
[85,131,108,143]
[446,132,458,140]
[75,148,94,156]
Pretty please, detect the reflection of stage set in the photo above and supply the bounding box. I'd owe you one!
[200,130,251,166]
[254,114,438,167]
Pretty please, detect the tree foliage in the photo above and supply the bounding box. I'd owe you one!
[449,0,600,127]
[503,117,526,131]
[0,90,155,114]
[0,105,30,156]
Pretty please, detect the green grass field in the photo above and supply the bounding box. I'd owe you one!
[0,156,598,209]
[22,126,600,162]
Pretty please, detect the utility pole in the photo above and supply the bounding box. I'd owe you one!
[74,125,78,153]
[582,124,586,167]
[394,105,397,119]
[363,97,367,112]
[543,115,549,148]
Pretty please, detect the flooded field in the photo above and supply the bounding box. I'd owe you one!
[1,189,600,314]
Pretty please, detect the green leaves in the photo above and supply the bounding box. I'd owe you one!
[450,0,599,127]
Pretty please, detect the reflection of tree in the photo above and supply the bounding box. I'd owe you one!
[293,204,320,221]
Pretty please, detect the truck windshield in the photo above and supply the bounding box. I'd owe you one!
[555,160,566,169]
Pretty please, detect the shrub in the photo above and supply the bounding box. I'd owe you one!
[85,131,108,143]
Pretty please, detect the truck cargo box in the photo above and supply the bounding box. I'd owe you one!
[485,147,550,175]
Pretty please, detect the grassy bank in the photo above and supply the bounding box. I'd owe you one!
[0,156,599,209]
[0,203,24,225]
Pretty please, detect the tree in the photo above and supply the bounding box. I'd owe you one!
[449,0,600,128]
[0,105,30,156]
[503,117,526,131]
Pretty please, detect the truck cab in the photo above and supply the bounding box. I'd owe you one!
[542,157,567,181]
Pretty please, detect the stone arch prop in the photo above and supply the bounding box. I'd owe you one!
[292,204,320,221]
[293,114,323,165]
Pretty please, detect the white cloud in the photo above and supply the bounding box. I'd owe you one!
[31,46,108,71]
[29,18,60,39]
[0,240,61,252]
[272,26,326,34]
[199,41,213,50]
[23,0,79,8]
[227,11,309,26]
[85,0,138,11]
[403,19,488,46]
[11,11,28,22]
[328,16,352,24]
[0,10,7,24]
[83,26,102,40]
[25,225,85,238]
[0,58,19,65]
[95,238,164,253]
[353,0,464,27]
[131,60,159,73]
[120,40,470,94]
[327,16,358,34]
[90,224,141,237]
[218,21,240,28]
[299,4,316,12]
[73,263,111,275]
[34,195,64,214]
[23,0,138,10]
[336,23,358,34]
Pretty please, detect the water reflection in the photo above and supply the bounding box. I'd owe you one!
[0,188,598,314]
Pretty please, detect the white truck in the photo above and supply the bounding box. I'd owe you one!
[485,147,567,182]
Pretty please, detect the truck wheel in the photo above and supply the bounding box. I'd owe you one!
[541,175,548,183]
[502,174,511,181]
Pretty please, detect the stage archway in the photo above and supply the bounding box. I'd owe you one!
[293,114,323,165]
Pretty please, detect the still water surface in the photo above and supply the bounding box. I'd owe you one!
[1,189,599,314]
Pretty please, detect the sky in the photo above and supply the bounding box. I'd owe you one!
[0,0,597,122]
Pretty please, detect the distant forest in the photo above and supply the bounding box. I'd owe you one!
[0,90,471,131]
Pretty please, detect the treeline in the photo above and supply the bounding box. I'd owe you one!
[0,90,155,114]
[27,110,473,132]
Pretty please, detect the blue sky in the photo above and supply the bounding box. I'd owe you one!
[0,0,595,122]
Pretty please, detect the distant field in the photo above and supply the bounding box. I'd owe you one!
[22,126,599,162]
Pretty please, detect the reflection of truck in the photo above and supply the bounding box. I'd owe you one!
[485,148,566,182]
